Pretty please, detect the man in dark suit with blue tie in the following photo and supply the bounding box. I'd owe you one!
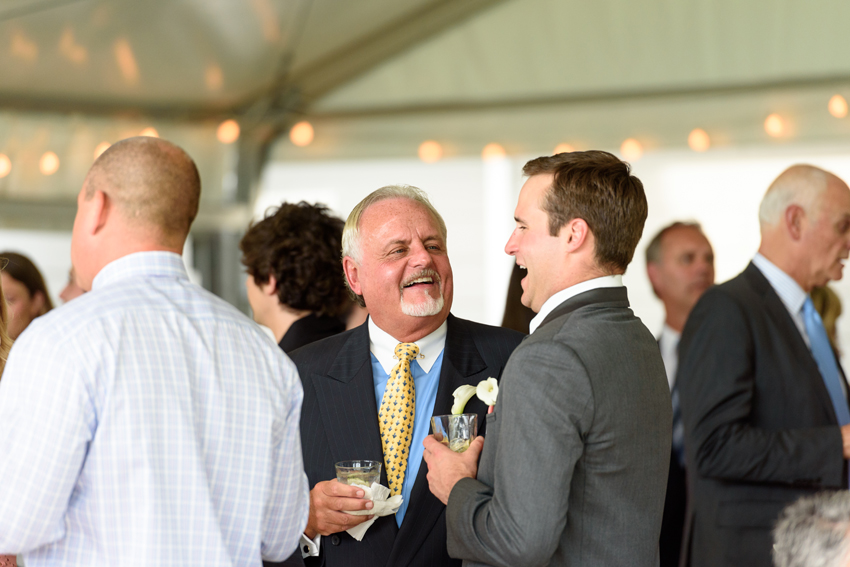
[277,185,523,567]
[678,164,850,567]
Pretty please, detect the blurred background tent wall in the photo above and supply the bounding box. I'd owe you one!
[3,0,850,354]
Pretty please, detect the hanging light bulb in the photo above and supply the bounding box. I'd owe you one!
[829,95,848,118]
[418,141,442,163]
[620,138,643,161]
[688,129,710,152]
[217,120,240,144]
[290,121,314,147]
[94,142,111,160]
[139,127,159,138]
[764,114,785,138]
[40,152,60,176]
[481,143,506,161]
[0,154,10,178]
[553,143,575,155]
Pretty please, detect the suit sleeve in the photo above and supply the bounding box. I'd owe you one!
[678,290,844,487]
[445,339,591,567]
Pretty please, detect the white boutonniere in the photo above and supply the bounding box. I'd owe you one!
[451,377,499,415]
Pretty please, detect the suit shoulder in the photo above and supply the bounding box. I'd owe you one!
[288,327,360,370]
[450,316,525,347]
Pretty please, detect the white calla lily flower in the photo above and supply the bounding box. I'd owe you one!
[451,385,477,415]
[476,377,499,407]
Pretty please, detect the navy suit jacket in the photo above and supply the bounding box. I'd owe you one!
[283,314,522,567]
[678,263,848,567]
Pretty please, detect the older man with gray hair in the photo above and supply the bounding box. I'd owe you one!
[269,185,523,567]
[773,492,850,567]
[678,164,850,567]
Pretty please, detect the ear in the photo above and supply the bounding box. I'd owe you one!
[785,204,806,241]
[29,290,46,317]
[260,275,278,297]
[646,262,663,298]
[81,190,110,236]
[561,218,590,253]
[342,256,363,296]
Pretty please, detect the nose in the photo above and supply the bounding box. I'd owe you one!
[505,229,519,256]
[408,241,433,268]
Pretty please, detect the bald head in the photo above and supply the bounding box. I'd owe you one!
[759,165,833,228]
[85,137,200,243]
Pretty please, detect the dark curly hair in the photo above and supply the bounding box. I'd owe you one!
[240,202,348,318]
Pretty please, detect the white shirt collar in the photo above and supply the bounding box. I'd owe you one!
[529,275,624,334]
[368,317,448,374]
[751,253,807,316]
[659,324,681,391]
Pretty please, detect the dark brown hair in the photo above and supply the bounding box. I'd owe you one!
[240,202,349,317]
[523,150,648,273]
[0,251,54,314]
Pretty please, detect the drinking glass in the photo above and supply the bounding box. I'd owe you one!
[431,414,478,453]
[335,460,382,488]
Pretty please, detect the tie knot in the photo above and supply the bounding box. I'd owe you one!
[395,342,420,362]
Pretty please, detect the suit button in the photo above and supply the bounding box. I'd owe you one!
[331,535,341,546]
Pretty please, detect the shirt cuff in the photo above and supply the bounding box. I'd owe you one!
[300,533,321,558]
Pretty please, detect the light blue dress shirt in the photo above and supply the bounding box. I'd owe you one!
[0,251,309,566]
[368,318,446,526]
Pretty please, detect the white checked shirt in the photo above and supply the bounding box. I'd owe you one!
[0,252,309,566]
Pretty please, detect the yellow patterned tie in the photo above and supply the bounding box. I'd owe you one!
[379,342,419,496]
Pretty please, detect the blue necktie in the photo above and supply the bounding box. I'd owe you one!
[803,297,850,431]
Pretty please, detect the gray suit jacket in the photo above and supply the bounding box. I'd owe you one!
[446,287,672,567]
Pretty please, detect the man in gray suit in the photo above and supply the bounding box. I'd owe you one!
[424,150,672,567]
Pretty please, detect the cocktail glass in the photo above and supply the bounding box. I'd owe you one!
[335,460,382,488]
[431,414,478,453]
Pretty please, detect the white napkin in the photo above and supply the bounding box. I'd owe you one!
[344,482,403,541]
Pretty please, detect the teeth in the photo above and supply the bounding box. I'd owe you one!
[405,277,433,287]
[519,265,527,270]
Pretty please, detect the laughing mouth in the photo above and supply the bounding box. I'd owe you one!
[401,270,441,290]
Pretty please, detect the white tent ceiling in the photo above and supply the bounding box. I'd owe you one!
[0,0,849,228]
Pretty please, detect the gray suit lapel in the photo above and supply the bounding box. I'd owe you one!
[538,286,630,330]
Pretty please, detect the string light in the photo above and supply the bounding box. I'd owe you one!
[482,143,506,161]
[764,114,785,137]
[829,95,848,118]
[290,121,314,147]
[553,143,575,155]
[0,154,10,178]
[39,152,59,176]
[217,120,240,144]
[620,138,643,161]
[418,141,442,163]
[688,129,710,152]
[94,142,111,160]
[139,127,159,138]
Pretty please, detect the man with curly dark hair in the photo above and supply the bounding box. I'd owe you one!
[240,201,351,354]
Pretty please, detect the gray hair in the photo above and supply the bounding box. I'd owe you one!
[773,492,850,567]
[759,165,831,227]
[341,185,447,306]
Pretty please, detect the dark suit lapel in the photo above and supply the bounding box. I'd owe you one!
[387,315,488,567]
[745,263,839,423]
[312,323,398,565]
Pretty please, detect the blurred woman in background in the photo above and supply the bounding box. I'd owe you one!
[0,260,16,566]
[0,252,53,340]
